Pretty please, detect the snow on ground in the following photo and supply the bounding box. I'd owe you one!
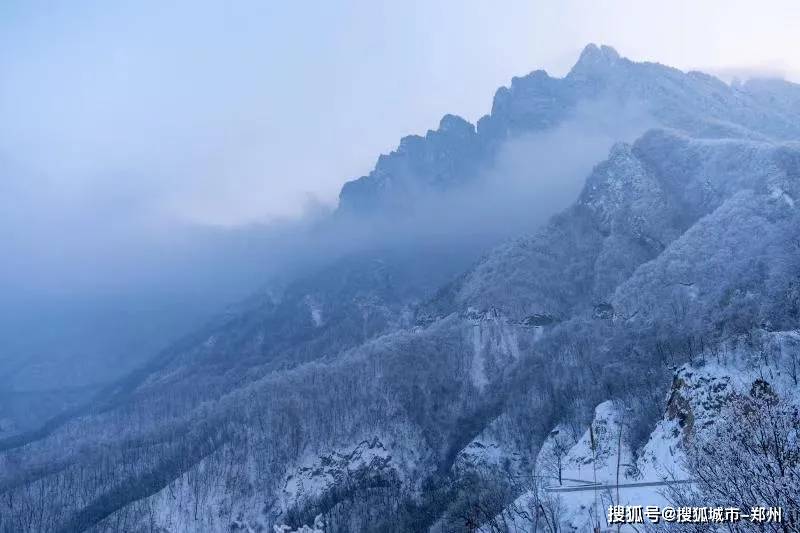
[485,330,800,532]
[454,428,525,479]
[484,401,674,532]
[281,437,395,512]
[466,308,526,390]
[305,296,324,327]
[538,401,673,532]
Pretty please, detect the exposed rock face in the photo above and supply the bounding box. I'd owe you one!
[339,43,800,217]
[338,114,482,213]
[281,437,401,517]
[2,45,800,533]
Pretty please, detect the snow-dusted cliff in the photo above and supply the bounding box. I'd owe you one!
[2,45,799,533]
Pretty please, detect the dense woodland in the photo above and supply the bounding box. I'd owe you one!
[2,45,800,532]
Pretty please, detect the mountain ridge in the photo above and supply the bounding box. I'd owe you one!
[2,45,799,533]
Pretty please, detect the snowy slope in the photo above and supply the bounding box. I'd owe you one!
[486,331,800,532]
[2,45,800,533]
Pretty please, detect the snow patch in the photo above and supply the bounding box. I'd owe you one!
[281,437,396,513]
[769,184,796,207]
[304,296,324,327]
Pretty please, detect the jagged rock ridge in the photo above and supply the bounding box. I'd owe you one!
[1,45,799,533]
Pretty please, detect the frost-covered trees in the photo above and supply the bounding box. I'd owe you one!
[4,46,800,533]
[540,428,577,487]
[274,514,325,533]
[668,380,800,532]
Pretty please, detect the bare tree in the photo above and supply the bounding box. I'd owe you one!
[541,429,574,487]
[666,380,800,533]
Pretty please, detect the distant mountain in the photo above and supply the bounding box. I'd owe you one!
[1,45,799,533]
[339,44,800,215]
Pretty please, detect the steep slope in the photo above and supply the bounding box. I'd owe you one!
[488,330,800,532]
[339,44,800,216]
[428,130,795,322]
[3,130,795,533]
[2,47,800,533]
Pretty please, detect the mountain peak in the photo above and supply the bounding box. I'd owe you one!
[437,114,475,136]
[580,43,620,62]
[569,43,621,77]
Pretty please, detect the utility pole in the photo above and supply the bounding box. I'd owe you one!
[591,423,600,533]
[616,421,622,533]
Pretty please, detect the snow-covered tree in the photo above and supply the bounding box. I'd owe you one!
[666,380,799,532]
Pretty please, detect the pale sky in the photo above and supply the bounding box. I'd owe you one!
[1,0,799,226]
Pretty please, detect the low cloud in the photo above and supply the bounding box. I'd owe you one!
[0,90,655,391]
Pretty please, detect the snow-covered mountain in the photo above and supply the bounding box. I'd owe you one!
[1,45,799,533]
[339,44,800,216]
